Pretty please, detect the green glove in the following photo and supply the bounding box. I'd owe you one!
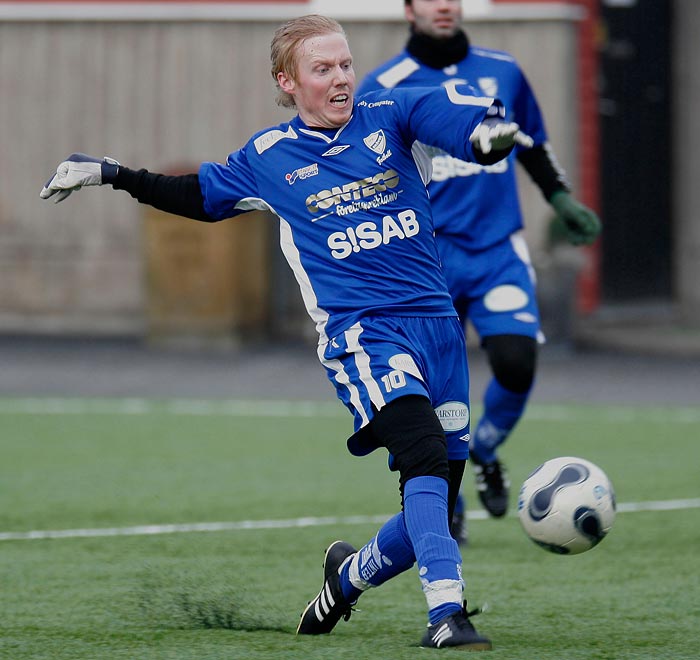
[549,190,601,246]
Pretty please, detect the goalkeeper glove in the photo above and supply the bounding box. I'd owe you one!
[549,190,602,246]
[469,117,534,155]
[40,153,120,203]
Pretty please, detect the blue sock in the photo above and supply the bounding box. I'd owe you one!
[471,377,531,464]
[339,512,415,602]
[403,476,463,624]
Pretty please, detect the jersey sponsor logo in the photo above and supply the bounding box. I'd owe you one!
[435,401,470,432]
[306,169,400,214]
[253,126,297,155]
[285,163,319,185]
[333,190,399,218]
[322,144,351,157]
[326,209,419,260]
[431,154,508,182]
[356,99,396,109]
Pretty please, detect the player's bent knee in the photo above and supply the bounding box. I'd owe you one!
[393,433,448,484]
[369,395,449,484]
[484,334,537,393]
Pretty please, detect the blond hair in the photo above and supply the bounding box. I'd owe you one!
[270,14,347,109]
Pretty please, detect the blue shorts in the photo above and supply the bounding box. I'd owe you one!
[319,315,471,460]
[436,231,543,342]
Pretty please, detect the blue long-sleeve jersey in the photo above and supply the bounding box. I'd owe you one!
[357,45,550,251]
[198,86,499,342]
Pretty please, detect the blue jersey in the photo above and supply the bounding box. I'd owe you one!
[357,45,549,251]
[198,86,497,342]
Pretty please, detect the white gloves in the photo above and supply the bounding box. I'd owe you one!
[40,153,120,203]
[469,118,534,155]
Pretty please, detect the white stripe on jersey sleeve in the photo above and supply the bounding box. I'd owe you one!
[376,57,420,89]
[444,80,494,107]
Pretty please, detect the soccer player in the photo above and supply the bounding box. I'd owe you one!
[41,14,531,650]
[357,0,601,543]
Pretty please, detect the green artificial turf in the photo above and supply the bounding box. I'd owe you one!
[1,400,698,659]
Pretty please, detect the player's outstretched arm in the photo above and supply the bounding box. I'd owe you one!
[40,153,119,203]
[40,154,213,221]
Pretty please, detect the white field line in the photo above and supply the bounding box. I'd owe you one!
[0,398,699,423]
[1,499,699,543]
[0,398,343,418]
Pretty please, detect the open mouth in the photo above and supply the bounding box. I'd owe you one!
[330,93,349,107]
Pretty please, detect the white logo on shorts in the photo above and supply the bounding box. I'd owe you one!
[435,401,470,432]
[388,353,424,381]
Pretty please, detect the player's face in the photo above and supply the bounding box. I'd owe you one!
[280,32,355,129]
[405,0,463,39]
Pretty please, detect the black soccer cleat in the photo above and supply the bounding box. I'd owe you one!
[472,456,510,518]
[296,540,357,635]
[420,601,492,651]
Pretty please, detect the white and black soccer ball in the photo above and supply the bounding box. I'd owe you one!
[517,456,616,555]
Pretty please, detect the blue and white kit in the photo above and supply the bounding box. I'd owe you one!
[358,46,552,339]
[198,86,497,456]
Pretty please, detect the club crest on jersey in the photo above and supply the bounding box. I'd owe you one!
[478,77,499,97]
[285,163,319,185]
[364,130,386,154]
[322,144,351,157]
[363,130,392,165]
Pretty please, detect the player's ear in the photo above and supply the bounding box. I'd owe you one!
[277,71,295,96]
[404,3,415,23]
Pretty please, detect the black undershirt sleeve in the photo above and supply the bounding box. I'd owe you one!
[516,144,571,202]
[112,167,217,222]
[473,145,514,166]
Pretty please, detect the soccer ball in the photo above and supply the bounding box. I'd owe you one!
[517,456,616,555]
